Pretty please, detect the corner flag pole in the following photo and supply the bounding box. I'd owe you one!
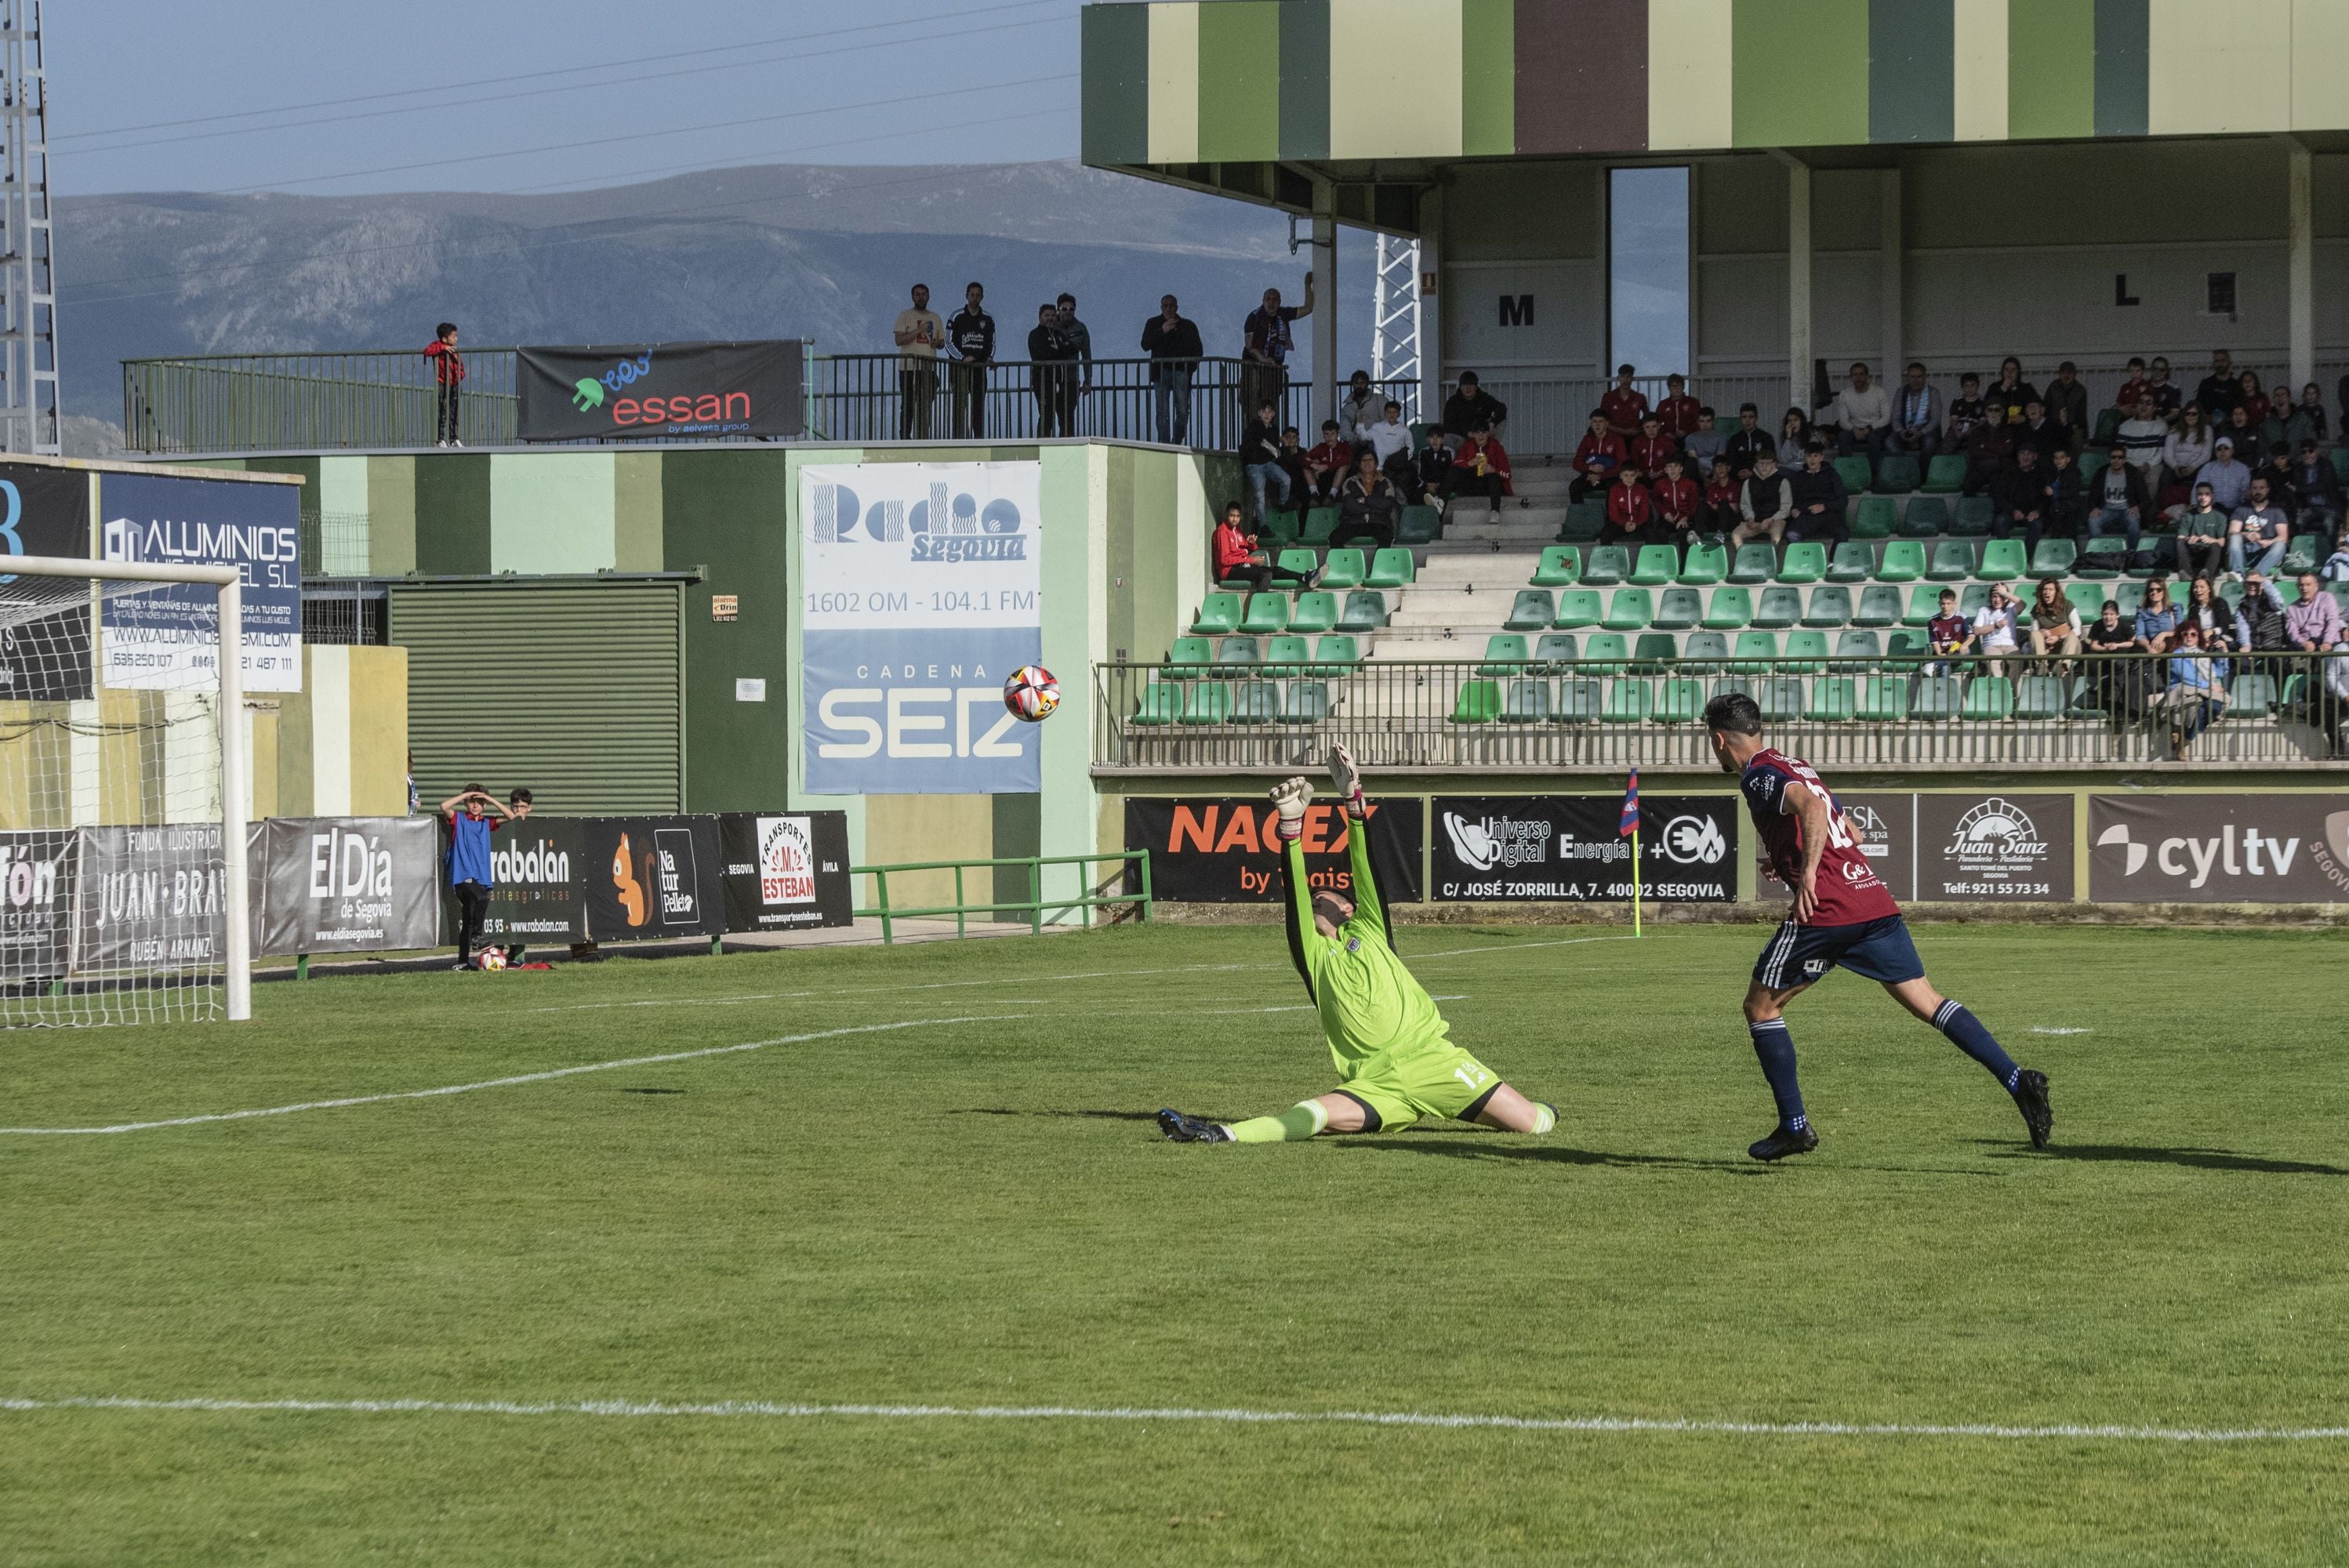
[1619,768,1643,938]
[1632,821,1643,938]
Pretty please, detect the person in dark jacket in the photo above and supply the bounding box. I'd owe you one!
[2041,445,2085,539]
[1240,401,1289,521]
[947,281,995,438]
[2043,361,2089,454]
[1026,303,1077,437]
[1962,405,2015,497]
[1992,445,2052,554]
[1442,372,1509,442]
[1335,451,1403,549]
[2084,445,2152,551]
[1140,293,1204,445]
[1785,445,1848,546]
[2289,439,2342,532]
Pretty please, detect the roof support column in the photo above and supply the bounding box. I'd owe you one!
[1879,167,1904,391]
[1311,176,1338,434]
[1418,181,1444,427]
[1774,151,1813,417]
[2285,136,2314,395]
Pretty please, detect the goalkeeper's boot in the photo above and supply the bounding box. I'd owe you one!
[2011,1069,2053,1149]
[1747,1122,1819,1162]
[1157,1108,1232,1144]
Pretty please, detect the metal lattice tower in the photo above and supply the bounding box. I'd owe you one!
[1371,234,1421,401]
[0,0,56,456]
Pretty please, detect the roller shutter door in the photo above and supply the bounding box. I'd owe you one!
[390,579,685,814]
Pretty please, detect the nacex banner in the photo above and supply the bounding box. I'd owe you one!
[2090,793,2349,903]
[1124,797,1423,904]
[517,340,804,442]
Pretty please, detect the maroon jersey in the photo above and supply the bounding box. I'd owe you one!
[1738,747,1901,926]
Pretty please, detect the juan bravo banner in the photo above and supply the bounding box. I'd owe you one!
[1124,797,1424,904]
[517,341,804,442]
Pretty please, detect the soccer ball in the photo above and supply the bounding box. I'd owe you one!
[1004,665,1059,722]
[476,947,507,972]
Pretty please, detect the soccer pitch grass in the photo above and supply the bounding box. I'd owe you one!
[4,923,2345,1565]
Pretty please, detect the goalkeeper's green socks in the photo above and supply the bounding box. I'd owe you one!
[1223,1101,1329,1143]
[1530,1101,1557,1135]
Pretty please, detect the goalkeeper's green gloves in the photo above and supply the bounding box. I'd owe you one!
[1326,743,1365,819]
[1268,776,1314,842]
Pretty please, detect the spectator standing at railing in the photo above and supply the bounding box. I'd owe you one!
[1336,451,1402,550]
[425,322,465,448]
[2045,361,2089,455]
[1239,400,1289,521]
[1027,304,1078,438]
[1682,406,1726,476]
[1724,403,1771,481]
[2194,350,2241,424]
[1442,372,1509,446]
[2177,484,2231,579]
[1657,374,1701,439]
[1339,370,1383,449]
[947,281,995,440]
[1822,362,1891,461]
[1241,274,1314,423]
[1787,444,1849,546]
[1141,294,1203,446]
[1599,365,1648,438]
[1213,502,1273,593]
[1888,362,1941,459]
[2087,445,2151,552]
[891,284,946,440]
[1055,293,1091,412]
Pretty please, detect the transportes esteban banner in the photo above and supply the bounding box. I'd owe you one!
[718,811,853,932]
[1429,796,1738,902]
[1124,797,1424,904]
[517,341,804,441]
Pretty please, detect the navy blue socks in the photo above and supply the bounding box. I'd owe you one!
[1933,999,2022,1092]
[1748,1018,1807,1131]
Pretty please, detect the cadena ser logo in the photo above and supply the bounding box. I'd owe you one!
[809,477,1029,563]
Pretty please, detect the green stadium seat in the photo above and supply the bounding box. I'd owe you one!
[1240,592,1290,634]
[1533,633,1580,669]
[1729,544,1778,584]
[1450,680,1500,724]
[1752,586,1803,629]
[1655,677,1706,723]
[1783,631,1829,673]
[1729,632,1779,674]
[1927,540,1977,581]
[1853,584,1903,627]
[1581,633,1631,675]
[1280,681,1331,723]
[1903,585,1944,626]
[2227,672,2279,716]
[1260,507,1301,542]
[1654,587,1703,631]
[1366,547,1416,588]
[1901,495,1950,536]
[1262,635,1311,676]
[1131,683,1182,725]
[1833,455,1873,494]
[1582,546,1630,586]
[1806,677,1857,720]
[1681,631,1730,671]
[2067,583,2108,619]
[1604,588,1654,632]
[1912,675,1966,720]
[1318,548,1367,590]
[1962,677,2015,720]
[1959,583,1994,616]
[1272,547,1320,586]
[2111,581,2148,618]
[1215,636,1260,666]
[1951,495,1994,535]
[1803,586,1853,628]
[1309,635,1360,673]
[1878,539,1927,582]
[2282,533,2321,574]
[1922,453,1967,493]
[1602,677,1654,723]
[1680,540,1728,584]
[1506,590,1556,631]
[1191,591,1243,633]
[1558,500,1607,541]
[1828,541,1875,582]
[1832,630,1881,670]
[2278,672,2308,715]
[1338,590,1388,632]
[1857,674,1909,720]
[1179,682,1233,724]
[1710,676,1755,704]
[2330,581,2349,614]
[1531,546,1581,586]
[1555,678,1605,723]
[1703,586,1752,630]
[1885,629,1930,661]
[2031,539,2078,577]
[2014,675,2068,720]
[1851,495,1899,539]
[1289,590,1338,633]
[1758,675,1806,722]
[1500,678,1553,724]
[2332,446,2349,486]
[1875,453,1922,492]
[1229,680,1282,724]
[1632,633,1679,671]
[1301,506,1339,543]
[2075,538,2128,577]
[1554,589,1603,630]
[1409,420,1433,452]
[1167,636,1214,675]
[1778,543,1828,583]
[1396,505,1442,545]
[1631,545,1681,586]
[2092,408,2123,443]
[1479,634,1532,675]
[1979,539,2028,579]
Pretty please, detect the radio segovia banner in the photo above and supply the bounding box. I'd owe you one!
[801,461,1044,795]
[97,470,303,694]
[517,340,804,442]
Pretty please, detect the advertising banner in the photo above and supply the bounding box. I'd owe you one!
[256,817,441,957]
[1429,796,1739,902]
[578,815,725,941]
[1835,794,2075,903]
[1124,797,1423,904]
[1837,793,1917,902]
[517,340,804,442]
[98,471,302,693]
[0,463,96,700]
[0,829,75,980]
[480,818,587,945]
[76,822,227,971]
[801,462,1044,794]
[718,811,854,932]
[2090,793,2349,903]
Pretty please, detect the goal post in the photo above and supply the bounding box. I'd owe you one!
[0,553,249,1024]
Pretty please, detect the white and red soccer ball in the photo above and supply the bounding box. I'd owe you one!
[1004,665,1059,722]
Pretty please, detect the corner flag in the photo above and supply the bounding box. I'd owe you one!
[1618,768,1640,836]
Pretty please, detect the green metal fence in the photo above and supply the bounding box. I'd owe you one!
[853,851,1152,945]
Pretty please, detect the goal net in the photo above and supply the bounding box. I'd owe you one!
[0,556,249,1025]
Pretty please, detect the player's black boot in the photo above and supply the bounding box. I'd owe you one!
[2012,1069,2052,1149]
[1157,1108,1232,1144]
[1748,1122,1819,1162]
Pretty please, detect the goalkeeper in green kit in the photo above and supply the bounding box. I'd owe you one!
[1159,746,1558,1145]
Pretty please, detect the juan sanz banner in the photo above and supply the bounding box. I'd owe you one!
[517,340,804,442]
[1124,797,1424,904]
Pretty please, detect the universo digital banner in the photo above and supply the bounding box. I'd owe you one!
[99,471,302,694]
[801,462,1044,794]
[1429,797,1739,902]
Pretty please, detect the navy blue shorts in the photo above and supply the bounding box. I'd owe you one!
[1752,915,1924,991]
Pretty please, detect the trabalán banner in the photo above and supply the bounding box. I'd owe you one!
[1124,798,1424,904]
[1429,796,1739,902]
[256,817,441,957]
[1840,794,2075,903]
[481,818,586,945]
[98,471,303,694]
[517,341,804,442]
[578,816,725,941]
[801,461,1044,794]
[718,811,854,932]
[0,463,96,700]
[77,822,227,971]
[2090,793,2349,903]
[0,829,76,979]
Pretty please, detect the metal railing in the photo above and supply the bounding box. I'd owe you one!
[854,851,1151,944]
[125,349,521,453]
[1093,653,2349,773]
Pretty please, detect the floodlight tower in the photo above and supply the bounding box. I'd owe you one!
[1371,234,1420,416]
[0,0,57,455]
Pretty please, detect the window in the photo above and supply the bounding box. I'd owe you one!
[2206,271,2238,318]
[1609,166,1690,376]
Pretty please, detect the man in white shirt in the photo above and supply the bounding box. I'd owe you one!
[891,282,946,440]
[1967,581,2022,677]
[2115,395,2169,488]
[1365,398,1414,485]
[1826,361,1893,463]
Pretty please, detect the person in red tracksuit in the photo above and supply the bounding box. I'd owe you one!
[1702,459,1745,536]
[1601,462,1655,547]
[1652,454,1702,560]
[1212,503,1272,593]
[425,321,466,447]
[1570,412,1626,503]
[1599,364,1649,439]
[1629,412,1679,478]
[1656,373,1703,440]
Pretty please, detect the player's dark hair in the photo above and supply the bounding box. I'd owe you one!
[436,321,458,339]
[1701,693,1763,736]
[508,787,532,805]
[463,781,486,795]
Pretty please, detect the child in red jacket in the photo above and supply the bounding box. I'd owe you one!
[425,321,466,447]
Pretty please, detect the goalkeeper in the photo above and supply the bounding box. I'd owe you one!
[1158,746,1557,1145]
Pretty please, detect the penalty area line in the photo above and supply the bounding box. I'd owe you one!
[2,1394,2342,1445]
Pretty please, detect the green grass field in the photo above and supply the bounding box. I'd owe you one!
[4,920,2346,1565]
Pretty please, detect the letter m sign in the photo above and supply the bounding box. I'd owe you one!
[1498,294,1535,327]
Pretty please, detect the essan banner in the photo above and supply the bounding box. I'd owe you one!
[517,341,804,441]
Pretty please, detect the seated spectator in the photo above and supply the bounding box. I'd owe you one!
[1986,357,2037,425]
[2239,369,2271,430]
[2321,637,2349,757]
[2286,570,2344,653]
[1945,372,1988,447]
[2228,477,2289,578]
[2178,575,2235,653]
[1652,454,1701,556]
[1601,461,1656,548]
[1302,419,1352,505]
[2163,405,2216,497]
[1823,361,1891,460]
[1599,364,1648,438]
[1335,451,1402,550]
[1701,459,1744,535]
[2283,381,2330,450]
[1924,588,1968,676]
[2289,440,2340,529]
[2042,445,2084,539]
[2219,405,2263,471]
[2324,523,2349,582]
[1364,398,1414,481]
[1657,374,1702,439]
[1681,406,1727,477]
[1338,370,1382,448]
[2160,621,2226,758]
[1443,371,1509,445]
[1735,452,1794,547]
[1786,443,1849,546]
[1962,405,2013,497]
[1410,434,1454,508]
[2177,483,2230,579]
[2026,576,2082,663]
[2086,445,2151,552]
[1968,580,2024,677]
[1276,426,1311,509]
[1570,411,1625,503]
[1629,412,1678,477]
[2116,396,2169,486]
[2133,577,2180,652]
[2142,354,2183,419]
[2111,357,2153,419]
[2082,598,2140,718]
[1774,407,1812,470]
[1212,502,1272,593]
[1443,427,1513,518]
[2044,361,2089,452]
[1723,403,1772,479]
[2195,350,2241,423]
[2256,442,2300,519]
[2013,397,2064,458]
[1991,445,2049,554]
[1239,401,1289,521]
[1888,361,1941,458]
[2196,437,2252,514]
[2235,572,2290,683]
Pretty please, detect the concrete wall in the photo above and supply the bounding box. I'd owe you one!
[251,644,410,819]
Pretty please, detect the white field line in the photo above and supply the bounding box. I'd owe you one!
[2,1394,2341,1444]
[0,1018,1022,1138]
[2031,1027,2094,1035]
